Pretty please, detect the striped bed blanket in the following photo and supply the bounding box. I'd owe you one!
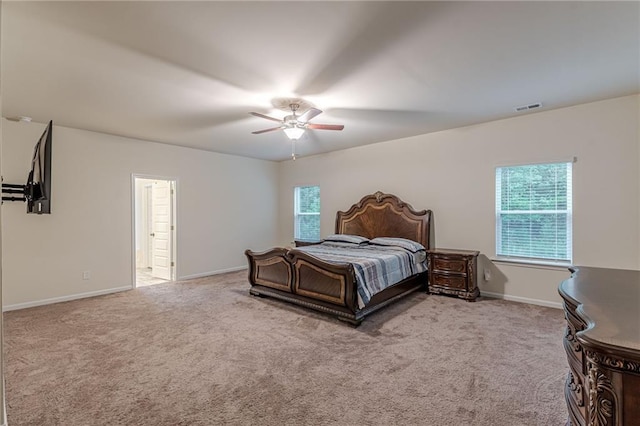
[295,242,427,308]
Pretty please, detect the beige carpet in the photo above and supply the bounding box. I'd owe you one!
[5,271,568,425]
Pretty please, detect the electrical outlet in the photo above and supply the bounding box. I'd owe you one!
[483,268,491,282]
[83,271,91,280]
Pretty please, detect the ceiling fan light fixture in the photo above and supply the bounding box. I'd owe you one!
[250,99,343,140]
[283,126,305,140]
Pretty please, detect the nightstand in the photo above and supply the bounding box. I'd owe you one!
[427,249,480,302]
[294,240,322,247]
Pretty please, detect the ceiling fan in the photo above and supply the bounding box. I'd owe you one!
[249,101,344,140]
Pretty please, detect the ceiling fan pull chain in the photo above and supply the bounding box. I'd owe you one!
[291,140,296,161]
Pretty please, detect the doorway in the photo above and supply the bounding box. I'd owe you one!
[133,176,177,287]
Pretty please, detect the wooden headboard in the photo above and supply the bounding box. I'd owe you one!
[335,191,432,249]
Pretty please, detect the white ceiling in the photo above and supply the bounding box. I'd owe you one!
[2,1,638,162]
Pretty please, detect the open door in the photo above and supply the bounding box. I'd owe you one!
[133,176,176,287]
[151,180,173,280]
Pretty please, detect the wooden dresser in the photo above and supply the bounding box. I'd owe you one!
[558,267,640,426]
[427,249,479,301]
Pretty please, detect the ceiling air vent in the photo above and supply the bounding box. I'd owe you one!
[515,102,542,112]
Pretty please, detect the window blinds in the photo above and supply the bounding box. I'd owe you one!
[294,186,321,240]
[495,162,572,263]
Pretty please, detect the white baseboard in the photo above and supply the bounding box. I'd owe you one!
[178,265,247,281]
[3,286,132,312]
[481,291,563,309]
[2,266,248,312]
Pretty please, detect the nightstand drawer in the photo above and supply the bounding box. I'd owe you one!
[432,257,467,274]
[431,273,467,290]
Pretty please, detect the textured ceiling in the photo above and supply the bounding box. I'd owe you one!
[2,1,638,161]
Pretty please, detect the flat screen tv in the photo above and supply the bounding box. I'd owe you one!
[26,120,53,214]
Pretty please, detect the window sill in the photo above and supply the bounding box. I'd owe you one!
[491,257,573,271]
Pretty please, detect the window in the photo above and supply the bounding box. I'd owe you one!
[495,162,572,264]
[294,186,320,241]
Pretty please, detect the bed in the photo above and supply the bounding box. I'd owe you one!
[245,191,433,325]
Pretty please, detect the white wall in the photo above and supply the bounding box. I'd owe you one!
[278,95,640,307]
[2,121,279,308]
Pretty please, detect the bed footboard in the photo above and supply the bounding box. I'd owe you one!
[245,247,362,323]
[245,248,292,293]
[290,250,358,312]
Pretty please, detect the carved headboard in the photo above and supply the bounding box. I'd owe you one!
[335,191,432,249]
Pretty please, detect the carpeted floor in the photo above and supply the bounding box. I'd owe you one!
[4,271,569,425]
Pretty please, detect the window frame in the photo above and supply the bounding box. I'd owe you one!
[495,161,573,266]
[294,185,321,241]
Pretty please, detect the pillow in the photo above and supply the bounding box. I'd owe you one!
[323,234,370,245]
[413,250,427,264]
[321,241,364,248]
[369,237,425,253]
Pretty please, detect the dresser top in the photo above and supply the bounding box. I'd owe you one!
[559,266,640,353]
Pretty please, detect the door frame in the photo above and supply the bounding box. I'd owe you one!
[131,174,178,288]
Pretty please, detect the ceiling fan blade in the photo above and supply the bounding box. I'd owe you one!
[297,107,323,123]
[307,123,344,131]
[251,126,283,134]
[249,112,282,123]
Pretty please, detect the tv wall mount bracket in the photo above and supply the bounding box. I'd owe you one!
[1,177,27,202]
